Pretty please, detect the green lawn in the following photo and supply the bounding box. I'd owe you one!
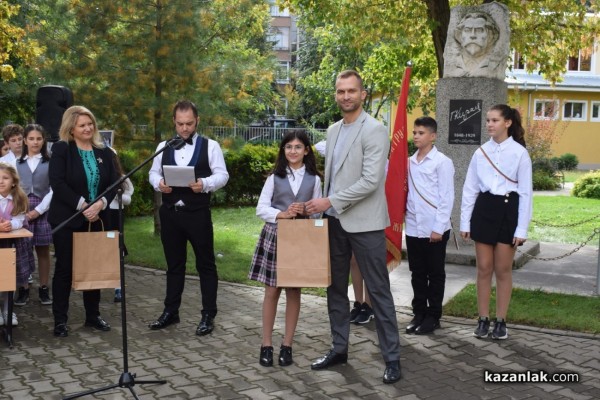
[563,169,592,183]
[126,195,598,282]
[530,196,600,244]
[124,195,599,332]
[444,284,600,334]
[125,207,263,286]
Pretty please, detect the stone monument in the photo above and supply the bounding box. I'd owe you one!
[435,2,538,265]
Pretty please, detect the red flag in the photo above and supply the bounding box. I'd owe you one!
[384,64,411,271]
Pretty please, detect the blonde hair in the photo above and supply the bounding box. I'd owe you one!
[0,162,28,215]
[58,105,105,148]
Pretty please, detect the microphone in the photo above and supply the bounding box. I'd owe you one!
[166,135,186,150]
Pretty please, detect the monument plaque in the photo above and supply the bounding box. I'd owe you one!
[436,2,510,258]
[448,99,482,145]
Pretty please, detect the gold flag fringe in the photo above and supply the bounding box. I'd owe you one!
[386,238,402,273]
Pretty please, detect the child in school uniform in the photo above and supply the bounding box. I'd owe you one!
[1,124,36,308]
[1,124,24,165]
[14,124,53,306]
[0,162,30,326]
[248,130,322,367]
[460,104,532,340]
[404,117,455,335]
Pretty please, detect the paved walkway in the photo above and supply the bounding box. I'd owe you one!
[1,243,599,399]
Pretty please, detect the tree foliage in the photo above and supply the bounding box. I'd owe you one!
[287,0,435,126]
[0,1,45,123]
[0,2,43,81]
[26,0,278,144]
[283,0,600,123]
[10,0,282,233]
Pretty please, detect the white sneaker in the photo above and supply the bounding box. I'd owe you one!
[2,312,17,326]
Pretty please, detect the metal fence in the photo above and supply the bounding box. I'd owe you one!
[202,126,327,143]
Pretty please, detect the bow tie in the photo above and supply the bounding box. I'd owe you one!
[181,136,194,145]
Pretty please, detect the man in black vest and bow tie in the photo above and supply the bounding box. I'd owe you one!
[148,100,229,336]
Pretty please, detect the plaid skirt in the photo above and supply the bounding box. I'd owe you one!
[248,222,278,287]
[28,194,52,246]
[15,235,35,287]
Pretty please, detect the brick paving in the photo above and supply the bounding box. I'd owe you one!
[1,264,598,400]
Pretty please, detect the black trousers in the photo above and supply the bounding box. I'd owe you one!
[51,220,104,325]
[159,205,218,317]
[405,230,450,320]
[326,216,401,362]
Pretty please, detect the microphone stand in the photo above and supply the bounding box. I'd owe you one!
[59,137,185,400]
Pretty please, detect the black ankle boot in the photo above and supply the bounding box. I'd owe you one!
[278,345,293,366]
[259,346,273,367]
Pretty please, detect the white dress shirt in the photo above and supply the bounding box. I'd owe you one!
[149,133,229,193]
[0,194,25,230]
[460,136,533,238]
[405,146,455,238]
[256,165,322,223]
[22,153,53,215]
[315,140,326,157]
[109,177,134,209]
[0,151,17,165]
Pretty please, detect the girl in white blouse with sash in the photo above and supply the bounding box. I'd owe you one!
[460,104,532,341]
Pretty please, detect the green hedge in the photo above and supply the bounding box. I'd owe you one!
[551,153,579,171]
[533,170,560,190]
[572,170,600,199]
[118,146,155,216]
[532,158,560,190]
[118,135,432,211]
[215,143,278,206]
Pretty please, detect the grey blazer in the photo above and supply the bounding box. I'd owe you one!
[324,110,390,233]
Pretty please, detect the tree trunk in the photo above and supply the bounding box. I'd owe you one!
[423,0,451,78]
[153,0,164,236]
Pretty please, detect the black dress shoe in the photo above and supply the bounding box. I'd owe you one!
[406,314,424,334]
[53,323,69,337]
[383,360,402,384]
[148,311,180,330]
[259,346,273,367]
[195,314,214,336]
[84,316,111,331]
[415,316,441,335]
[278,345,293,367]
[311,350,348,370]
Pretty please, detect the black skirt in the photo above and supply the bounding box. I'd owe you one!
[470,191,519,245]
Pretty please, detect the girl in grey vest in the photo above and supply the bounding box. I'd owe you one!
[248,131,322,368]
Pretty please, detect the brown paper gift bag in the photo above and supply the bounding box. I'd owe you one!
[276,218,331,288]
[72,225,120,290]
[0,248,16,292]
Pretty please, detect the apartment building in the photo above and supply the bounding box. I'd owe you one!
[506,47,600,169]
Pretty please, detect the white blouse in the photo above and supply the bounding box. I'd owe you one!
[460,136,533,239]
[0,194,25,230]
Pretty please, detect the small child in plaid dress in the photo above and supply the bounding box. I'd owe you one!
[0,162,30,326]
[248,130,322,368]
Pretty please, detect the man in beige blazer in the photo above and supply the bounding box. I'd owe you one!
[305,70,401,384]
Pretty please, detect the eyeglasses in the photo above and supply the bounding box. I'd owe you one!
[284,144,305,152]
